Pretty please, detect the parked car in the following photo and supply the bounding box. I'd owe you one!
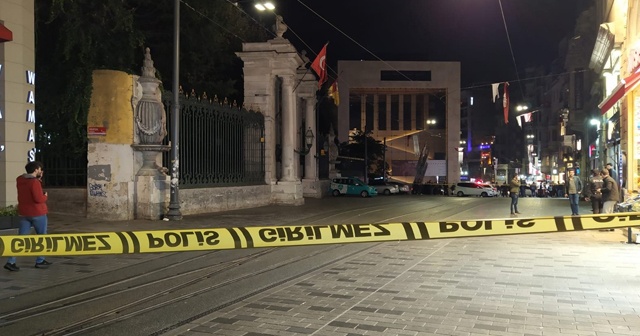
[391,182,411,194]
[454,182,495,197]
[330,177,378,197]
[478,183,498,197]
[368,179,400,195]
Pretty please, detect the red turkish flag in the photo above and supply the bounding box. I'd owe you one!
[311,44,328,88]
[503,82,510,124]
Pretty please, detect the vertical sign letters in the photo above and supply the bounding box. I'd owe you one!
[26,70,36,161]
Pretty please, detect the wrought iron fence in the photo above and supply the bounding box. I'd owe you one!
[37,151,88,187]
[162,92,265,188]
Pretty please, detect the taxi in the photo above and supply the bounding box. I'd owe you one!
[330,177,378,197]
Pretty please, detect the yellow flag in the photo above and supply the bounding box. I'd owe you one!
[328,80,339,106]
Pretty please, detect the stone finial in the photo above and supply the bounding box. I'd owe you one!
[141,47,156,78]
[300,50,310,64]
[275,15,288,38]
[134,47,167,146]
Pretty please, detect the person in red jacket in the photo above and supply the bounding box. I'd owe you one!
[4,161,52,272]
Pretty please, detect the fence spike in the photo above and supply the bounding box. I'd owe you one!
[213,95,219,104]
[223,97,229,106]
[202,92,208,100]
[179,85,184,95]
[233,100,238,108]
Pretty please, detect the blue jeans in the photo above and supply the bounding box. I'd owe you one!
[568,194,580,215]
[510,193,519,213]
[7,215,48,264]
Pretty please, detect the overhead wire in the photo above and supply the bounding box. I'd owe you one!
[220,0,577,133]
[294,0,414,83]
[497,0,525,99]
[222,0,277,39]
[181,0,250,42]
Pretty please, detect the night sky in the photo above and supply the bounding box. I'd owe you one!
[270,0,593,87]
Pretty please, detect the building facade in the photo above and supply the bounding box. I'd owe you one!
[336,61,461,183]
[593,0,640,194]
[0,0,35,207]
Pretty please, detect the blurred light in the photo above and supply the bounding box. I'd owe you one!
[255,2,275,11]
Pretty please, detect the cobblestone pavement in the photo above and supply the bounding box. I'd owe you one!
[165,229,640,336]
[1,196,639,336]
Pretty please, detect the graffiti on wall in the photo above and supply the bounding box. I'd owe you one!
[89,183,107,197]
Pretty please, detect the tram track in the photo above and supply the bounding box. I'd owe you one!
[0,196,488,336]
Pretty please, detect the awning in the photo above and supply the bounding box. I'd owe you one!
[0,23,12,43]
[599,70,640,114]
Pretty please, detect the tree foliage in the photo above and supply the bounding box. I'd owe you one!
[337,130,387,177]
[35,0,267,154]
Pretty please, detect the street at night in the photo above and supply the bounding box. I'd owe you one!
[1,195,638,335]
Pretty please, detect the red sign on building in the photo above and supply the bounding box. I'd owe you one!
[88,126,107,136]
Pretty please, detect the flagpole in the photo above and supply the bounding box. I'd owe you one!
[293,41,329,92]
[292,66,311,93]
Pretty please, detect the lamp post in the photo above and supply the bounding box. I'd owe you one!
[295,127,314,155]
[254,1,275,11]
[166,0,182,220]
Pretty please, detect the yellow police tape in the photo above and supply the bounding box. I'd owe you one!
[1,212,638,257]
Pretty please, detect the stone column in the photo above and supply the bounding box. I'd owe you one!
[304,97,317,179]
[373,95,379,131]
[86,70,137,221]
[280,75,297,182]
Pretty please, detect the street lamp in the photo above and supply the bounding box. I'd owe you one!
[295,127,314,155]
[166,0,182,220]
[255,1,275,11]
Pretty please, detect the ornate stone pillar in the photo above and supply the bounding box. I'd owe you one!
[280,75,298,182]
[131,48,170,219]
[236,24,305,204]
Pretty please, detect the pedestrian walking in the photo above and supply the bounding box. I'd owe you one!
[509,176,521,215]
[600,168,620,214]
[4,161,53,272]
[564,169,583,215]
[584,169,604,214]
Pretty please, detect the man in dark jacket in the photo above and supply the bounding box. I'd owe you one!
[584,169,604,214]
[600,168,620,214]
[564,169,583,215]
[4,161,53,272]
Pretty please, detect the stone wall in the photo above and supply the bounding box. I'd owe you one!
[47,188,86,216]
[179,185,272,215]
[47,185,274,217]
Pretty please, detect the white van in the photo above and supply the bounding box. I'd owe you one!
[454,182,496,197]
